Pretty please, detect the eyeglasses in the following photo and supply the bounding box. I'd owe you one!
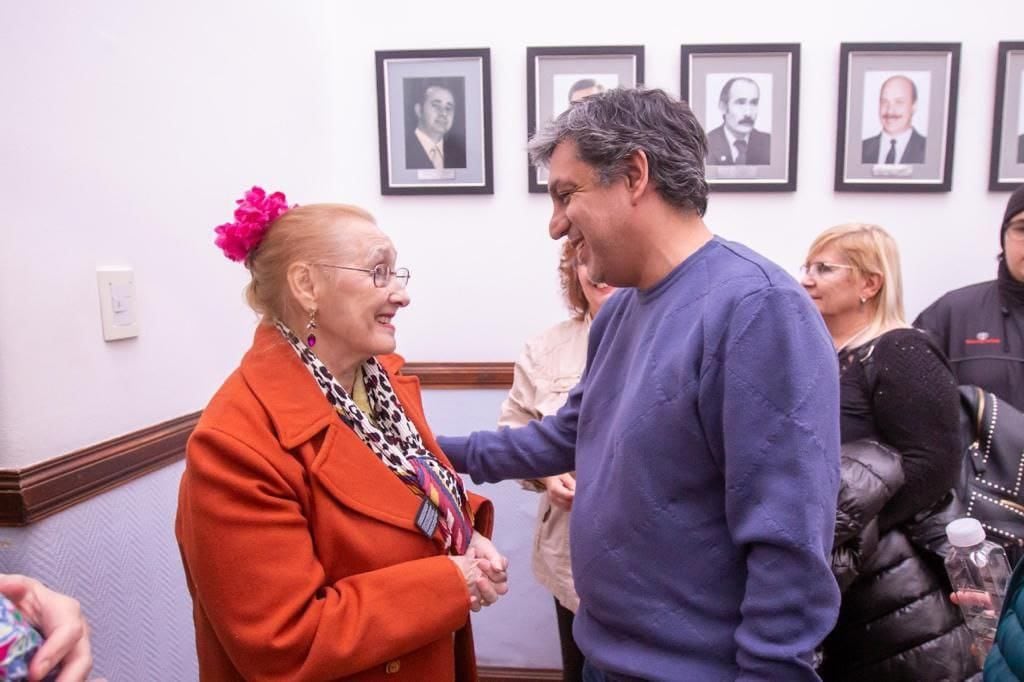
[314,263,411,288]
[799,262,857,279]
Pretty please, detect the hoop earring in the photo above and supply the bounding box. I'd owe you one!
[305,309,318,348]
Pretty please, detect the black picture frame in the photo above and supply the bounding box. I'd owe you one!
[375,48,493,195]
[681,43,800,192]
[990,41,1024,191]
[835,42,960,193]
[526,45,644,194]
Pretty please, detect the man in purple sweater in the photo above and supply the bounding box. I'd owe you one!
[438,88,840,681]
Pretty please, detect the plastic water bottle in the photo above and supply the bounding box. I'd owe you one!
[945,517,1014,661]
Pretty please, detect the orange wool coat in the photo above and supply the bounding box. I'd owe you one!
[176,324,493,681]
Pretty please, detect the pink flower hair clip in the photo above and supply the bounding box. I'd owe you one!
[214,186,294,262]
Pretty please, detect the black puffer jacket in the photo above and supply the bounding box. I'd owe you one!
[821,440,978,682]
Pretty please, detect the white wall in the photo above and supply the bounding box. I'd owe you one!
[2,0,1021,467]
[0,0,1017,465]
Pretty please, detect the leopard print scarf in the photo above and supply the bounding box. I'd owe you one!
[275,321,473,554]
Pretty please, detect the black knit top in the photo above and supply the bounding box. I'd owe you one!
[838,327,961,528]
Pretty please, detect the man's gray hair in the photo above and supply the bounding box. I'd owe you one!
[528,88,709,216]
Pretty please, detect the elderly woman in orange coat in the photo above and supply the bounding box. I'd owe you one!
[176,187,508,681]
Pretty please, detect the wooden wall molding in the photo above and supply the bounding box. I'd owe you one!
[403,361,514,389]
[0,362,511,526]
[478,667,562,682]
[0,412,201,526]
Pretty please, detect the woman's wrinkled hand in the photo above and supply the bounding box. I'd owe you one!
[448,550,485,611]
[469,532,509,585]
[449,534,510,612]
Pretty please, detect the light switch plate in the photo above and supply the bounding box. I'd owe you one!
[97,268,139,341]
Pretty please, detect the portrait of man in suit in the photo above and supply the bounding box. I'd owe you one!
[404,80,467,170]
[705,77,771,166]
[861,75,926,165]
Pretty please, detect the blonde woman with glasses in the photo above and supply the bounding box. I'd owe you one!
[801,223,976,680]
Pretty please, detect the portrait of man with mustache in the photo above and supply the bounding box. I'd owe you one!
[705,76,772,166]
[861,74,927,165]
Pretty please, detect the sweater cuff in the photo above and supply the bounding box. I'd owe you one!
[437,435,469,472]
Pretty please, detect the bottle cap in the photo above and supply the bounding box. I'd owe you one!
[947,517,986,547]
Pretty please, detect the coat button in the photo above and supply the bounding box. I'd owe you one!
[385,660,401,674]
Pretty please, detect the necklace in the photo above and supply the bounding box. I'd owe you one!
[834,324,872,352]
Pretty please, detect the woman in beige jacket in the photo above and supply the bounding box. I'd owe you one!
[497,241,617,682]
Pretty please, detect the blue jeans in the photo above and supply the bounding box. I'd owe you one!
[581,661,609,682]
[581,660,646,682]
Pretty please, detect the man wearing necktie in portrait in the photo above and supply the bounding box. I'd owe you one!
[861,74,927,165]
[705,76,772,166]
[404,78,467,170]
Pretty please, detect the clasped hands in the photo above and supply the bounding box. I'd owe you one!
[449,532,510,612]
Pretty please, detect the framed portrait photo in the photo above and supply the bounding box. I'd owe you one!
[990,41,1024,191]
[681,43,800,192]
[526,45,644,193]
[835,43,960,192]
[375,48,493,195]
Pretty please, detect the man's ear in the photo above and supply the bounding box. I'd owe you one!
[286,262,318,313]
[413,103,423,121]
[623,149,650,204]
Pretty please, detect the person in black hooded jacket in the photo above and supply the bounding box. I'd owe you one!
[915,185,1024,411]
[802,223,977,681]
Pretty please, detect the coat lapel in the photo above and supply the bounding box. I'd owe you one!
[239,324,444,539]
[310,422,425,531]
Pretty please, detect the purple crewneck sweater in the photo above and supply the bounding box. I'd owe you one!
[439,237,841,680]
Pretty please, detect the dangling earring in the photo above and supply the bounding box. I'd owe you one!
[305,309,318,348]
